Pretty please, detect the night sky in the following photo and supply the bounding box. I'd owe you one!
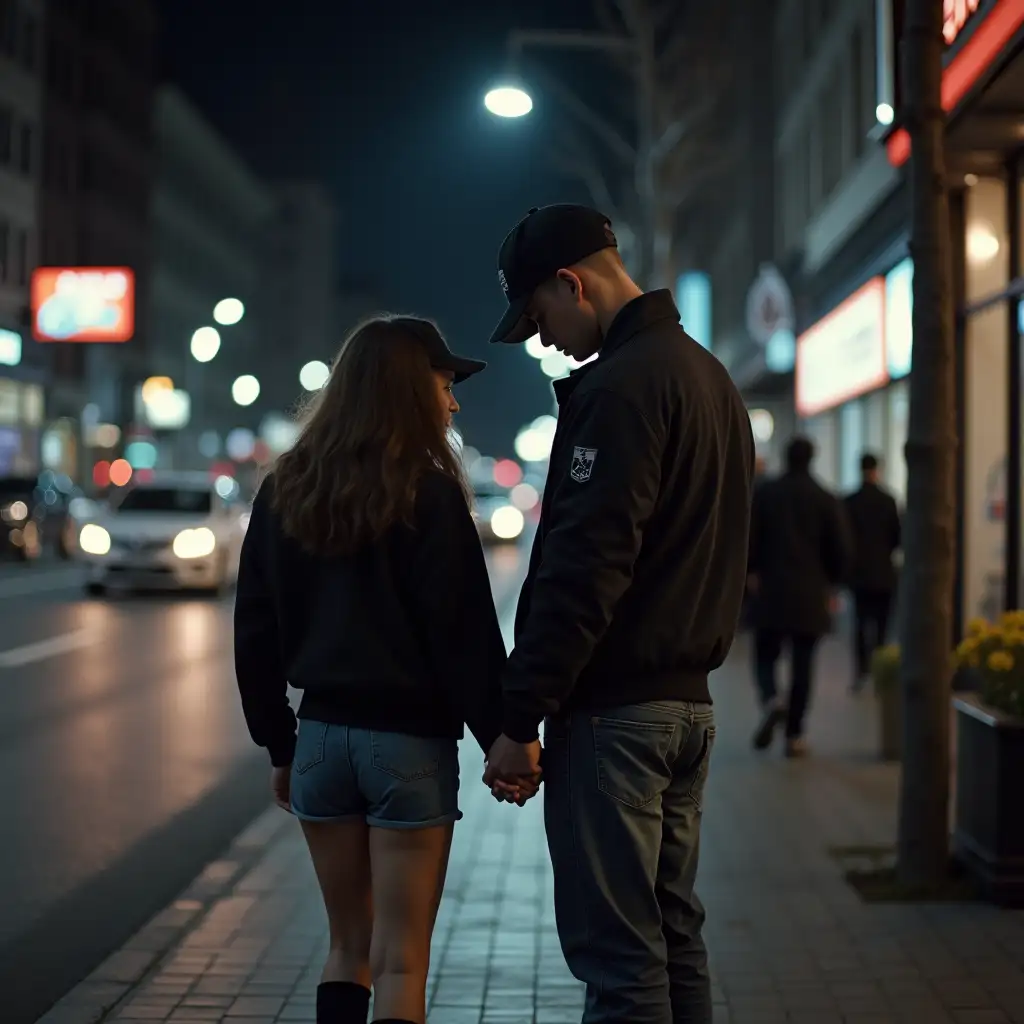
[159,0,601,457]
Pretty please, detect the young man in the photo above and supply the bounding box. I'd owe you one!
[747,436,852,756]
[483,204,754,1024]
[844,452,902,690]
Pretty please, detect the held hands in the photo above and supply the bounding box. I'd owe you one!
[271,765,292,813]
[483,734,543,806]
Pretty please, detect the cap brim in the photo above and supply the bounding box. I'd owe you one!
[488,294,535,345]
[442,353,487,384]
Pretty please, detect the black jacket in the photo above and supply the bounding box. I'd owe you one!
[748,470,852,636]
[502,290,755,742]
[843,482,901,592]
[234,471,506,766]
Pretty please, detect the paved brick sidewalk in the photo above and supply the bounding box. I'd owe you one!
[38,635,1024,1024]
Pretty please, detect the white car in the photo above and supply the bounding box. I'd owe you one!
[76,473,248,595]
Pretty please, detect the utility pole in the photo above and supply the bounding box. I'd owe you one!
[897,0,957,888]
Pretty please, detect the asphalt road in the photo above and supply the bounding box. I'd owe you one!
[0,543,526,1023]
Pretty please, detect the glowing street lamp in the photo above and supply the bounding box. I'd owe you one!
[232,374,260,407]
[191,326,221,363]
[299,360,330,391]
[484,85,533,118]
[213,298,245,326]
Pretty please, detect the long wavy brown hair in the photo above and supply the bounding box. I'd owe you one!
[270,315,468,555]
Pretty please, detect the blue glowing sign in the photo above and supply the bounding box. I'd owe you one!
[676,272,712,350]
[885,258,914,380]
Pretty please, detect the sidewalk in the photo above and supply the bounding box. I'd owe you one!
[38,634,1024,1024]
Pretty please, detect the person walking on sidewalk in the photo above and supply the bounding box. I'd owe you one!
[234,315,525,1024]
[747,436,852,757]
[844,452,902,691]
[482,204,755,1024]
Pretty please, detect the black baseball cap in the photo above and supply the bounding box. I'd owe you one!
[488,204,618,345]
[390,316,486,383]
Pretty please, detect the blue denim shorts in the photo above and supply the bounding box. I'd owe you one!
[289,719,462,829]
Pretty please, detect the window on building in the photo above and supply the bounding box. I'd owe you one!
[15,229,28,287]
[0,106,11,166]
[19,10,36,71]
[0,222,9,283]
[0,0,15,58]
[18,122,31,176]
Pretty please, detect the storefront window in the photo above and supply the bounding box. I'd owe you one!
[839,399,864,493]
[805,412,838,489]
[864,390,887,459]
[886,382,908,506]
[963,177,1009,623]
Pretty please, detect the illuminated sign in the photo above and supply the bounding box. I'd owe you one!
[886,0,1024,166]
[945,0,982,44]
[795,278,889,418]
[31,267,135,342]
[676,272,712,350]
[0,328,21,367]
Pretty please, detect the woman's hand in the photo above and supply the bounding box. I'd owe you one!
[271,765,292,813]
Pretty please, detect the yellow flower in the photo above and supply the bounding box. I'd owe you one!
[967,617,990,637]
[1004,630,1024,647]
[956,637,979,662]
[987,650,1014,673]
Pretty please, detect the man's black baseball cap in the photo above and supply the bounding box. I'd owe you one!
[390,316,486,383]
[488,204,618,345]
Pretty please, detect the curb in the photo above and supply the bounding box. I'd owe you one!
[35,806,292,1024]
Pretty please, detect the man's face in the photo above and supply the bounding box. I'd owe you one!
[526,272,602,363]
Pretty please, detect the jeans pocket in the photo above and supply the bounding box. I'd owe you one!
[685,723,716,812]
[293,721,329,775]
[592,716,676,809]
[370,732,441,783]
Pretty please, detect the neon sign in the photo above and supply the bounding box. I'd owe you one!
[31,267,135,342]
[944,0,981,45]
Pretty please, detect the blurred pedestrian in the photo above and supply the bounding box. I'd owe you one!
[233,315,529,1024]
[483,204,755,1024]
[844,452,902,691]
[747,436,852,757]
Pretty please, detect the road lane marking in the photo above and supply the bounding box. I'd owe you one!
[0,628,96,668]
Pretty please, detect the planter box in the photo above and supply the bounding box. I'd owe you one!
[952,694,1024,906]
[877,684,901,761]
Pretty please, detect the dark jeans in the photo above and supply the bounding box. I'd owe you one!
[754,628,819,739]
[853,589,893,677]
[543,701,715,1024]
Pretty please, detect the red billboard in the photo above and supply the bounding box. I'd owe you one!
[31,266,135,342]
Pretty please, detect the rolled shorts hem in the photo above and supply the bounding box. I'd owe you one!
[367,809,463,830]
[291,808,365,824]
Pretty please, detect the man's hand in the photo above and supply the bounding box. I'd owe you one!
[271,765,292,813]
[483,734,542,805]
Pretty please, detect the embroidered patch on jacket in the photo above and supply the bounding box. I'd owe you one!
[570,447,598,483]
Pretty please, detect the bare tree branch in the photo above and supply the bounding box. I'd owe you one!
[524,60,636,163]
[650,96,718,163]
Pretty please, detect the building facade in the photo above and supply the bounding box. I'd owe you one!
[148,85,273,471]
[0,0,45,477]
[38,0,158,479]
[258,183,339,415]
[767,0,1024,635]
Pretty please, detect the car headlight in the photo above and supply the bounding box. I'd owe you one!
[490,505,524,540]
[172,527,216,559]
[79,523,111,555]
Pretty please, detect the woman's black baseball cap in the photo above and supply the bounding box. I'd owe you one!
[390,316,486,384]
[488,204,618,345]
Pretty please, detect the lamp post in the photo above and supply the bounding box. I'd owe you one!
[484,4,723,289]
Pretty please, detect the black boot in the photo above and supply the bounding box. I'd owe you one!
[316,981,371,1024]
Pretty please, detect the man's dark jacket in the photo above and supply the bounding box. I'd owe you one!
[843,482,901,593]
[747,469,852,637]
[501,290,755,742]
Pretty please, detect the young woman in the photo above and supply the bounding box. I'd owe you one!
[234,315,513,1024]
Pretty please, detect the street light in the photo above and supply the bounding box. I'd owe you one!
[484,85,533,118]
[191,326,221,363]
[232,374,260,407]
[299,360,330,391]
[213,298,245,326]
